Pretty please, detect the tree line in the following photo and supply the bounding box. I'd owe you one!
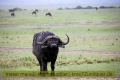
[9,7,27,11]
[57,5,120,10]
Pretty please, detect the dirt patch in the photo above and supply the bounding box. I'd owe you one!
[0,47,120,55]
[0,78,120,80]
[0,24,18,28]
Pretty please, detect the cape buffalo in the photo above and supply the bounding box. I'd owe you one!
[11,13,15,16]
[32,11,36,15]
[32,31,69,72]
[46,12,52,17]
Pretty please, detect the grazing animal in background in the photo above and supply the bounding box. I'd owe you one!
[32,11,36,15]
[11,13,15,16]
[35,9,38,12]
[32,31,69,72]
[96,7,98,10]
[46,12,52,17]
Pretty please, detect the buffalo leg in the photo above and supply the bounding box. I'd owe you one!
[51,60,56,76]
[36,57,42,71]
[41,58,47,71]
[51,60,56,71]
[42,62,47,71]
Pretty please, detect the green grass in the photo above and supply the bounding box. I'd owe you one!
[0,25,120,51]
[0,52,120,77]
[0,51,120,69]
[0,9,120,78]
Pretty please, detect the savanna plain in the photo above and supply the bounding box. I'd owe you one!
[0,9,120,79]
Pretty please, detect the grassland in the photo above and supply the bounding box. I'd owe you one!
[0,9,120,78]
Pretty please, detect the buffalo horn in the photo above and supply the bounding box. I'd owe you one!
[36,34,69,45]
[59,34,69,45]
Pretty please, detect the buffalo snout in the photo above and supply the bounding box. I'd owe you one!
[51,43,57,48]
[48,41,58,48]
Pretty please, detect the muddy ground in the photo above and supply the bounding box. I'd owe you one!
[0,78,120,80]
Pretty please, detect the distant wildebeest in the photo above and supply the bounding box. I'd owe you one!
[32,11,36,15]
[11,13,15,16]
[46,12,52,17]
[32,31,69,72]
[35,9,38,12]
[96,7,98,10]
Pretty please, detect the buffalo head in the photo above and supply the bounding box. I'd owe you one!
[36,34,69,48]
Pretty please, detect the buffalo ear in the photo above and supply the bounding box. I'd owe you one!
[58,45,65,48]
